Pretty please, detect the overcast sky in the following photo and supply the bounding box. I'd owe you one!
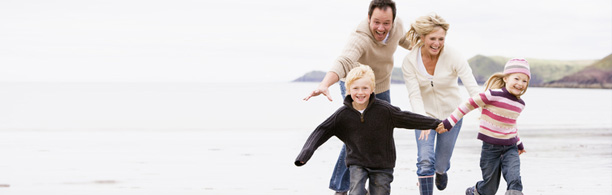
[1,0,610,83]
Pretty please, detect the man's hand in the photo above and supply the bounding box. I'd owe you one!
[303,87,333,101]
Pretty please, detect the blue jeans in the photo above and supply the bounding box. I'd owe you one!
[415,119,462,176]
[475,142,522,195]
[349,165,394,195]
[329,81,391,192]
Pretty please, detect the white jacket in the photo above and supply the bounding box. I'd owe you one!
[401,46,480,119]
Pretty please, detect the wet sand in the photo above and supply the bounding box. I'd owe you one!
[0,127,610,195]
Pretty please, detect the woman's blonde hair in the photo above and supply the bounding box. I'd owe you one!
[405,13,449,50]
[345,65,376,93]
[484,73,530,97]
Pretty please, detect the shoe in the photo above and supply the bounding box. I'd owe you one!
[465,186,475,195]
[334,191,347,195]
[435,172,447,190]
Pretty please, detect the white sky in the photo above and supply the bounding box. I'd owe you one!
[0,0,610,83]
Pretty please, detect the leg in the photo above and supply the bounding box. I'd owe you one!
[374,90,390,103]
[476,142,503,195]
[501,145,523,194]
[434,119,462,173]
[329,82,350,193]
[434,119,462,190]
[415,129,436,195]
[367,168,394,195]
[330,145,350,192]
[348,165,369,195]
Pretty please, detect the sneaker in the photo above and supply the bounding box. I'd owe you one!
[465,186,475,195]
[334,191,347,195]
[435,172,448,190]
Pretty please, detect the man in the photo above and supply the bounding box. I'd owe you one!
[303,0,410,194]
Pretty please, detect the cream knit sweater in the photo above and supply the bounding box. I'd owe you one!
[401,46,480,119]
[330,17,411,94]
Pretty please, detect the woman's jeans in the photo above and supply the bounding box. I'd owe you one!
[329,81,391,192]
[415,119,462,176]
[475,142,522,195]
[349,165,394,195]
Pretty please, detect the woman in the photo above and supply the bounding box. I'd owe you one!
[401,13,480,195]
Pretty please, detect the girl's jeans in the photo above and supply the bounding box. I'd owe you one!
[415,119,462,176]
[475,142,523,195]
[329,81,390,192]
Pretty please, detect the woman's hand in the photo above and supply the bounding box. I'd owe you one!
[418,130,431,140]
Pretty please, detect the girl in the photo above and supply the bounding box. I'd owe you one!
[439,58,530,195]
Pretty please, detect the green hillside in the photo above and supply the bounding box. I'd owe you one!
[390,55,595,86]
[298,54,606,88]
[543,53,612,89]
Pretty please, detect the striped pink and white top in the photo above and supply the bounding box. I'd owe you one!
[442,87,525,150]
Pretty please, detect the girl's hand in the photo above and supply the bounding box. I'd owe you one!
[518,149,526,155]
[418,130,431,140]
[435,123,448,134]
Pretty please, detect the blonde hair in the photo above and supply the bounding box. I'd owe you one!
[484,73,530,97]
[345,65,376,93]
[405,13,450,50]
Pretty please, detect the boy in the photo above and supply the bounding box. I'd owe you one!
[295,65,445,195]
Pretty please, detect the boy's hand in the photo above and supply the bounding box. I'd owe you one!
[304,87,333,101]
[418,130,430,140]
[435,123,448,134]
[518,149,526,155]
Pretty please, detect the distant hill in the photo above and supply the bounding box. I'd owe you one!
[542,53,612,89]
[292,70,326,82]
[295,54,607,89]
[466,55,595,85]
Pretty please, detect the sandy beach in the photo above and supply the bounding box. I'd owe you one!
[0,83,609,194]
[0,127,609,195]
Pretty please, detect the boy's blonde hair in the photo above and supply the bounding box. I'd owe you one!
[345,65,376,93]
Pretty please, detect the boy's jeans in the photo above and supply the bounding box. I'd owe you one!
[349,165,394,195]
[329,81,390,192]
[415,119,462,176]
[475,142,522,195]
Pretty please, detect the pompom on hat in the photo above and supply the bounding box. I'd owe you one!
[503,58,531,79]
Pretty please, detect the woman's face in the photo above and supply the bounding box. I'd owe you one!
[422,26,446,56]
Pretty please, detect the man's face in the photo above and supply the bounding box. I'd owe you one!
[368,7,393,42]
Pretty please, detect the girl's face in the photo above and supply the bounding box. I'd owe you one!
[422,26,446,56]
[504,73,530,97]
[348,77,373,110]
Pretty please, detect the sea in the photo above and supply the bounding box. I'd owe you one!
[0,82,609,132]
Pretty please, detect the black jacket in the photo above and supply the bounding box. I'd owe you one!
[295,94,441,169]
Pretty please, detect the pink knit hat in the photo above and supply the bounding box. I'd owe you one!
[503,58,531,79]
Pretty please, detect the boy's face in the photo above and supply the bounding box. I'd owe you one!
[348,77,373,109]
